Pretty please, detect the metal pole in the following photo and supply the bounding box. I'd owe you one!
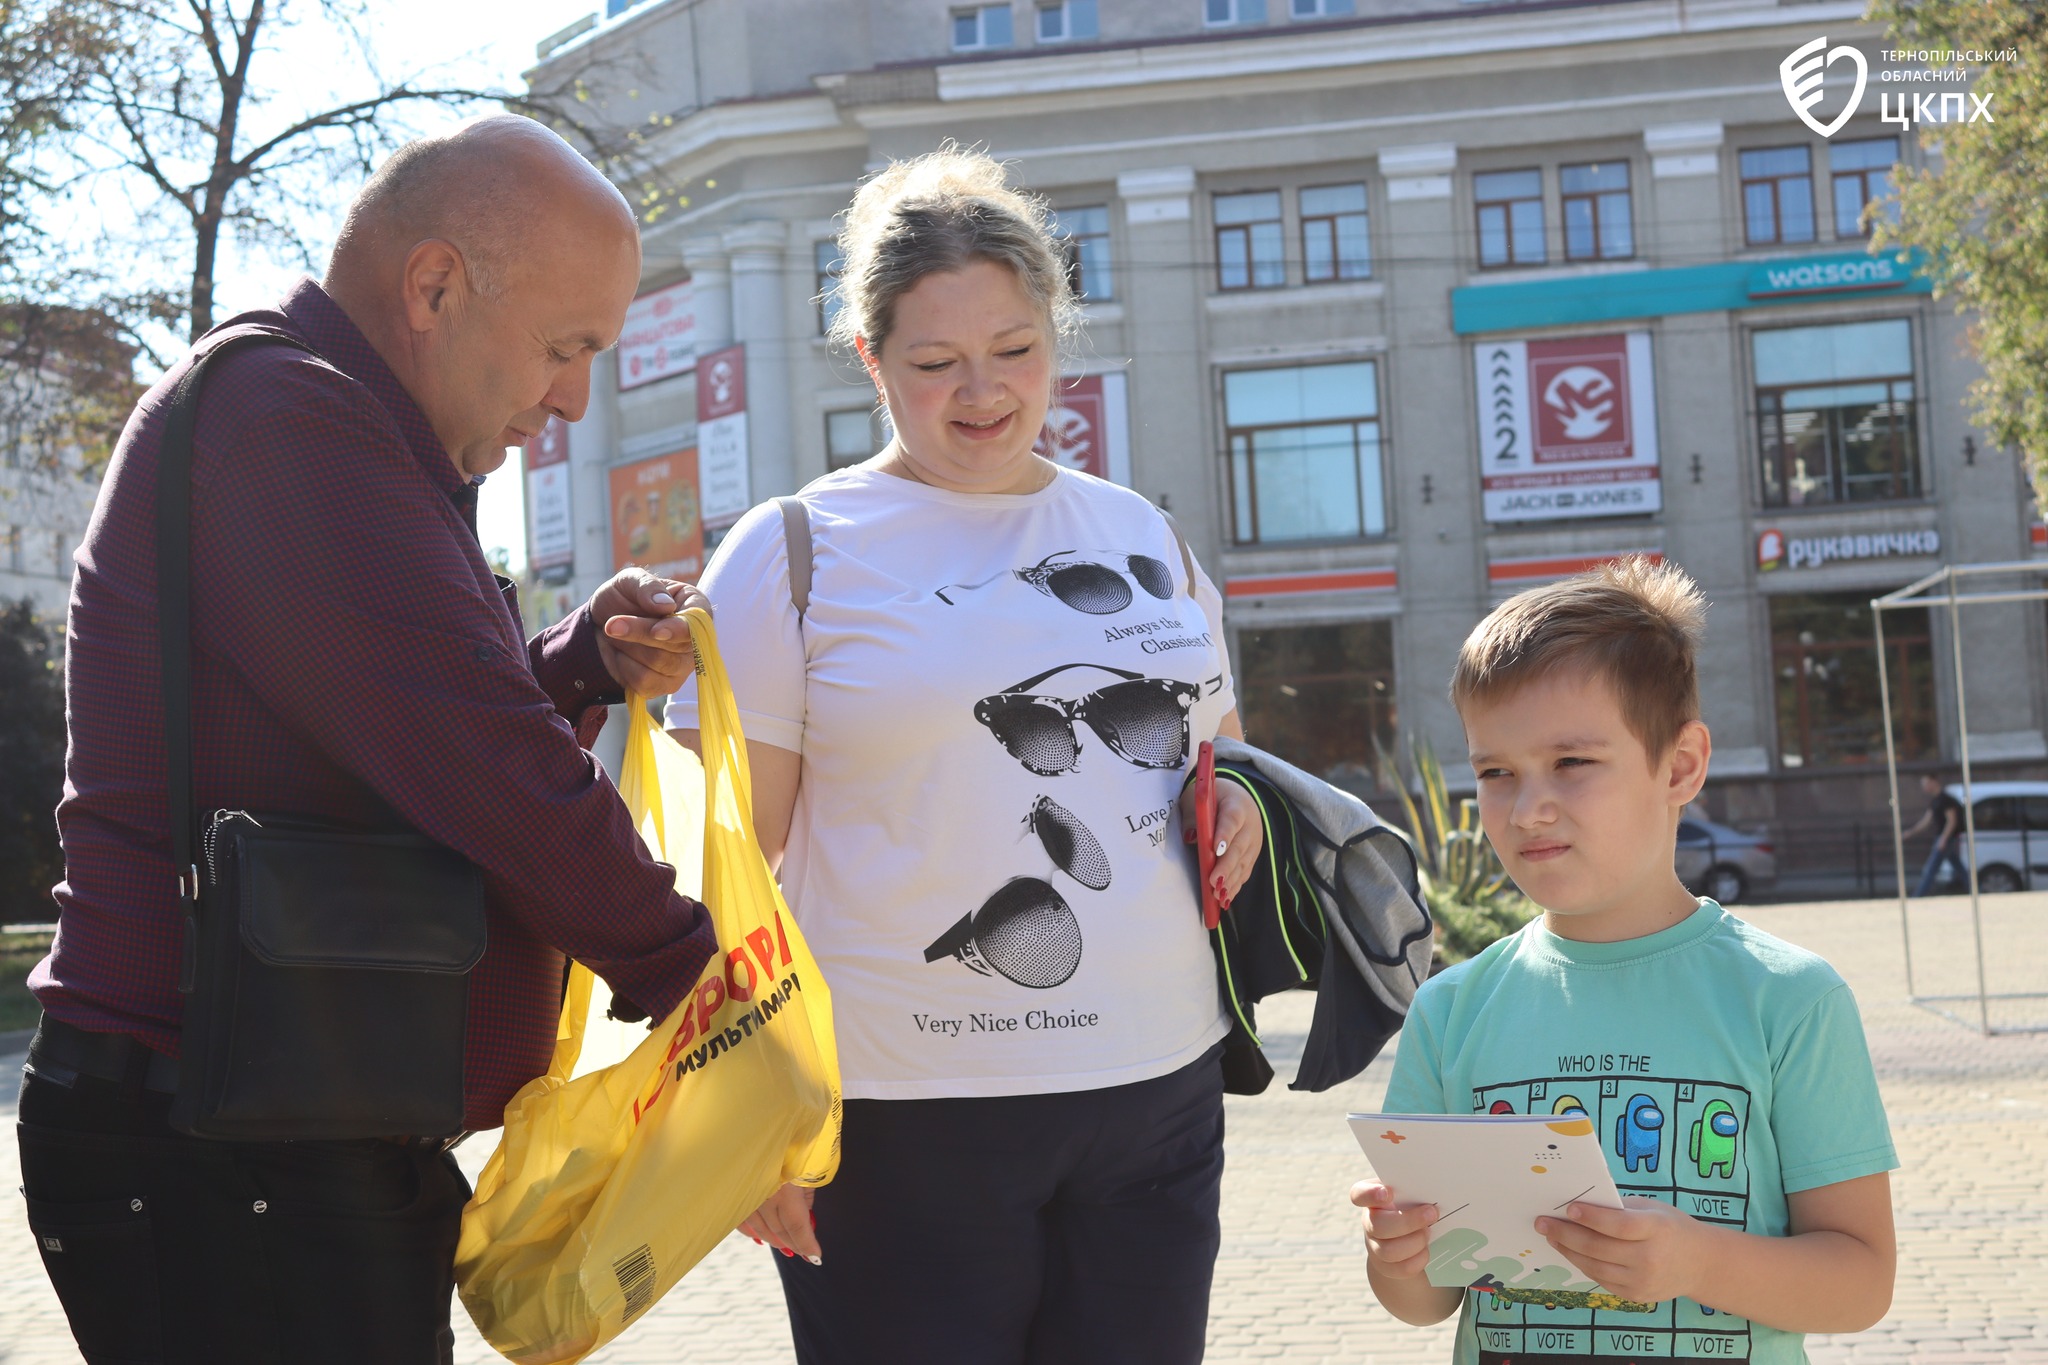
[1873,599,1913,997]
[1946,571,1990,1036]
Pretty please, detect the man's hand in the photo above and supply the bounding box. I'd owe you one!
[739,1182,820,1265]
[1177,776,1264,910]
[589,568,709,696]
[1537,1195,1713,1305]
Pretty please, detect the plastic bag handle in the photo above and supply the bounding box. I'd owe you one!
[671,607,761,844]
[545,609,748,1087]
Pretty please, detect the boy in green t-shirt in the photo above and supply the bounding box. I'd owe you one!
[1354,558,1897,1365]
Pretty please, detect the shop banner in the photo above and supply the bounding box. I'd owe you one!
[1035,372,1131,485]
[618,281,695,391]
[1474,331,1660,522]
[525,417,574,571]
[609,449,703,579]
[696,344,751,529]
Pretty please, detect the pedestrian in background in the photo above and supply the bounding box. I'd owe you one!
[1903,771,1968,896]
[666,147,1263,1365]
[23,117,717,1363]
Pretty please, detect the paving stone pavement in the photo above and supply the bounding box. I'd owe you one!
[2,893,2042,1363]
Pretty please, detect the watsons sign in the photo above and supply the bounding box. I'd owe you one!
[1757,526,1940,572]
[1748,254,1909,299]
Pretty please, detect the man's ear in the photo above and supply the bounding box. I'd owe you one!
[1667,719,1712,807]
[400,239,466,335]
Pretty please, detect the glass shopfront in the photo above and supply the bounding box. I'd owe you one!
[1769,590,1933,769]
[1236,619,1396,797]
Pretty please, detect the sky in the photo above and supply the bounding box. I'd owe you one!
[196,0,595,571]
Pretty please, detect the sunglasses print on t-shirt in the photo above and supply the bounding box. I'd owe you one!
[924,796,1110,989]
[972,662,1198,775]
[936,550,1176,615]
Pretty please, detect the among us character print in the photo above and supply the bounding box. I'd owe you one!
[925,796,1110,989]
[1465,1070,1757,1362]
[936,549,1178,615]
[973,662,1200,775]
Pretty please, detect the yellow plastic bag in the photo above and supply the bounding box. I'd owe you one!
[455,607,842,1364]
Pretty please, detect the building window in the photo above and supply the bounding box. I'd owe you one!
[1740,145,1816,246]
[1036,0,1096,40]
[1474,169,1545,268]
[952,3,1013,49]
[1224,361,1386,544]
[826,408,888,471]
[1560,161,1633,261]
[1755,319,1918,507]
[1288,0,1354,14]
[1051,205,1113,300]
[1830,136,1899,239]
[1300,183,1371,282]
[1204,0,1267,26]
[814,240,845,336]
[1770,592,1933,770]
[1238,620,1395,799]
[1214,190,1284,291]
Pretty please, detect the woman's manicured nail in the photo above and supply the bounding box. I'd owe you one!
[805,1254,823,1266]
[1215,839,1228,858]
[651,592,676,608]
[1183,826,1196,844]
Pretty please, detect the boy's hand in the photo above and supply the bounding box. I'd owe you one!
[1351,1180,1439,1279]
[1537,1196,1714,1305]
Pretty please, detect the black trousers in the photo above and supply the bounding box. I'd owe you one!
[17,1037,470,1365]
[776,1042,1227,1365]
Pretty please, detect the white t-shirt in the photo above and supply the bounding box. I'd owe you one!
[666,464,1236,1100]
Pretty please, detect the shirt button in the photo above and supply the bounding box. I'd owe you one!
[252,1200,268,1214]
[474,646,494,661]
[574,679,586,691]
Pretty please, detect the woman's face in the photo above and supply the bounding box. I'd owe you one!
[863,259,1055,495]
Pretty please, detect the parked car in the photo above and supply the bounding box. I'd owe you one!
[1944,781,2048,894]
[1675,814,1777,905]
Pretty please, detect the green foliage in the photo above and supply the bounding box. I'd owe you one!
[1379,734,1535,964]
[0,930,52,1030]
[0,600,64,923]
[1870,0,2048,504]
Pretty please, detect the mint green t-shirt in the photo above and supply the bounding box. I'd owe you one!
[1383,901,1897,1365]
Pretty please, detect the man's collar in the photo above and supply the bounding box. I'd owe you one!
[275,277,465,501]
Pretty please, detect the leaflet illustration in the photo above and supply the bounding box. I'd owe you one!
[1349,1112,1625,1294]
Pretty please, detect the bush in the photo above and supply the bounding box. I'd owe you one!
[0,599,65,924]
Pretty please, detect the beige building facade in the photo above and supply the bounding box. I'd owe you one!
[529,0,2048,888]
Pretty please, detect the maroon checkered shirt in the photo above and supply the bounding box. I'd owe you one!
[33,278,716,1130]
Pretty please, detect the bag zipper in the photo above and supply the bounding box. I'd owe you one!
[202,809,259,887]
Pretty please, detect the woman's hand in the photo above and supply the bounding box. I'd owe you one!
[739,1183,820,1264]
[1178,773,1264,911]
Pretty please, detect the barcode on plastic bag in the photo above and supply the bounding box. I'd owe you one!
[613,1244,657,1323]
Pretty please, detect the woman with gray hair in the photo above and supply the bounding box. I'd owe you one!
[666,147,1260,1363]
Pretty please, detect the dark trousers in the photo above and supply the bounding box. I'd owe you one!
[17,1026,469,1365]
[776,1043,1226,1365]
[1915,840,1969,896]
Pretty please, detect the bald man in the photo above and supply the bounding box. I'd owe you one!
[25,117,719,1361]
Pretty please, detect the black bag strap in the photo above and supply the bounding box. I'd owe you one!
[156,327,317,989]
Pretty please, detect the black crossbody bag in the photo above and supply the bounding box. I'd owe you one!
[159,329,488,1141]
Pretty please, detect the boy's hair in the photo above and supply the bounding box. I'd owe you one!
[1452,555,1707,762]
